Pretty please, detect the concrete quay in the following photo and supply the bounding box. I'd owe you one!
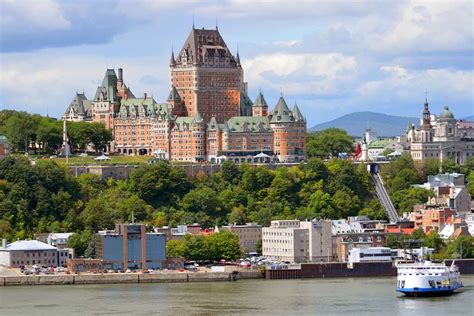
[0,270,263,287]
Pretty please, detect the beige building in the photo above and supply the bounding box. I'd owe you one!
[262,220,332,263]
[221,223,262,253]
[400,99,474,164]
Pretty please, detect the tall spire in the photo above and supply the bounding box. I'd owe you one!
[170,48,176,67]
[422,93,431,127]
[236,49,240,66]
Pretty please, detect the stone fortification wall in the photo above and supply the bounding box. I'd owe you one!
[0,271,262,286]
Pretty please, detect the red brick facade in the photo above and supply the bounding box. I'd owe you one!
[64,27,307,162]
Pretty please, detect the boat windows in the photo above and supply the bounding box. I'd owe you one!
[428,280,436,288]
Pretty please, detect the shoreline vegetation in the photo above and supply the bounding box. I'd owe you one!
[1,109,473,263]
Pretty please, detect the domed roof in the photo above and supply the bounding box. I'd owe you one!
[439,106,454,120]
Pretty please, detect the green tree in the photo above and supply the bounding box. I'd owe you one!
[181,186,220,216]
[423,230,444,253]
[67,231,93,257]
[441,158,460,174]
[447,236,473,258]
[210,231,241,261]
[421,158,440,179]
[467,171,474,196]
[411,227,426,241]
[4,112,35,152]
[306,128,353,159]
[88,122,113,153]
[221,160,242,184]
[307,190,334,219]
[128,162,191,208]
[228,205,247,225]
[385,234,400,249]
[36,118,62,152]
[166,239,186,258]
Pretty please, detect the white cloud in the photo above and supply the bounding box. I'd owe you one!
[358,66,473,104]
[373,0,473,53]
[0,0,70,32]
[0,53,170,116]
[243,52,357,96]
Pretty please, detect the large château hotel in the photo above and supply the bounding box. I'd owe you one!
[64,27,307,163]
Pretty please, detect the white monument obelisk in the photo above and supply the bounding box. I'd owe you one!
[61,120,71,162]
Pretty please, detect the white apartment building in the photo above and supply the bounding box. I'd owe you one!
[262,219,332,263]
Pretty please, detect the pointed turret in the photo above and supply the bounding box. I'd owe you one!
[292,103,305,122]
[236,51,241,66]
[194,108,204,124]
[170,49,176,67]
[208,116,218,130]
[252,91,268,117]
[270,96,293,123]
[422,97,431,127]
[167,86,181,101]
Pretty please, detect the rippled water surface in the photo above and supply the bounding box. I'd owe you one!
[0,276,473,315]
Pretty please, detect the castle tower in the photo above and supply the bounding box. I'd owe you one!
[420,98,432,142]
[252,91,268,117]
[269,96,306,162]
[167,85,186,116]
[170,26,243,123]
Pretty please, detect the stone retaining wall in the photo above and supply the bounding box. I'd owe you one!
[0,270,263,286]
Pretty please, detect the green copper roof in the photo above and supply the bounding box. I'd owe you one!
[292,103,305,122]
[240,92,253,116]
[167,86,181,101]
[226,116,271,132]
[439,106,455,120]
[269,96,294,123]
[253,92,268,107]
[64,93,92,116]
[94,69,119,102]
[118,97,174,120]
[174,117,195,131]
[368,139,390,147]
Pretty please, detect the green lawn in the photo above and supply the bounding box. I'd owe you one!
[14,153,151,165]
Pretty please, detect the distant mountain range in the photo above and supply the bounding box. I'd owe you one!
[309,112,419,137]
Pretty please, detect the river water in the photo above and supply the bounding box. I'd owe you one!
[0,276,473,315]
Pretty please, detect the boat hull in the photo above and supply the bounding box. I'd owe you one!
[397,285,463,297]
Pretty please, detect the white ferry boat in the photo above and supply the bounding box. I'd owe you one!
[396,260,463,296]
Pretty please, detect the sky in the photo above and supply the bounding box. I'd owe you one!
[0,0,473,127]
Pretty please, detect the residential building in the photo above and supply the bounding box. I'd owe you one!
[439,217,472,240]
[384,221,416,235]
[95,223,166,271]
[262,219,332,263]
[408,203,457,234]
[413,173,471,214]
[0,135,10,158]
[400,99,474,164]
[333,232,389,262]
[0,239,59,268]
[63,27,307,163]
[47,233,74,249]
[221,223,262,253]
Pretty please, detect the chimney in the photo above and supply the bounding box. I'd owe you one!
[143,92,147,100]
[118,68,123,81]
[2,239,6,249]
